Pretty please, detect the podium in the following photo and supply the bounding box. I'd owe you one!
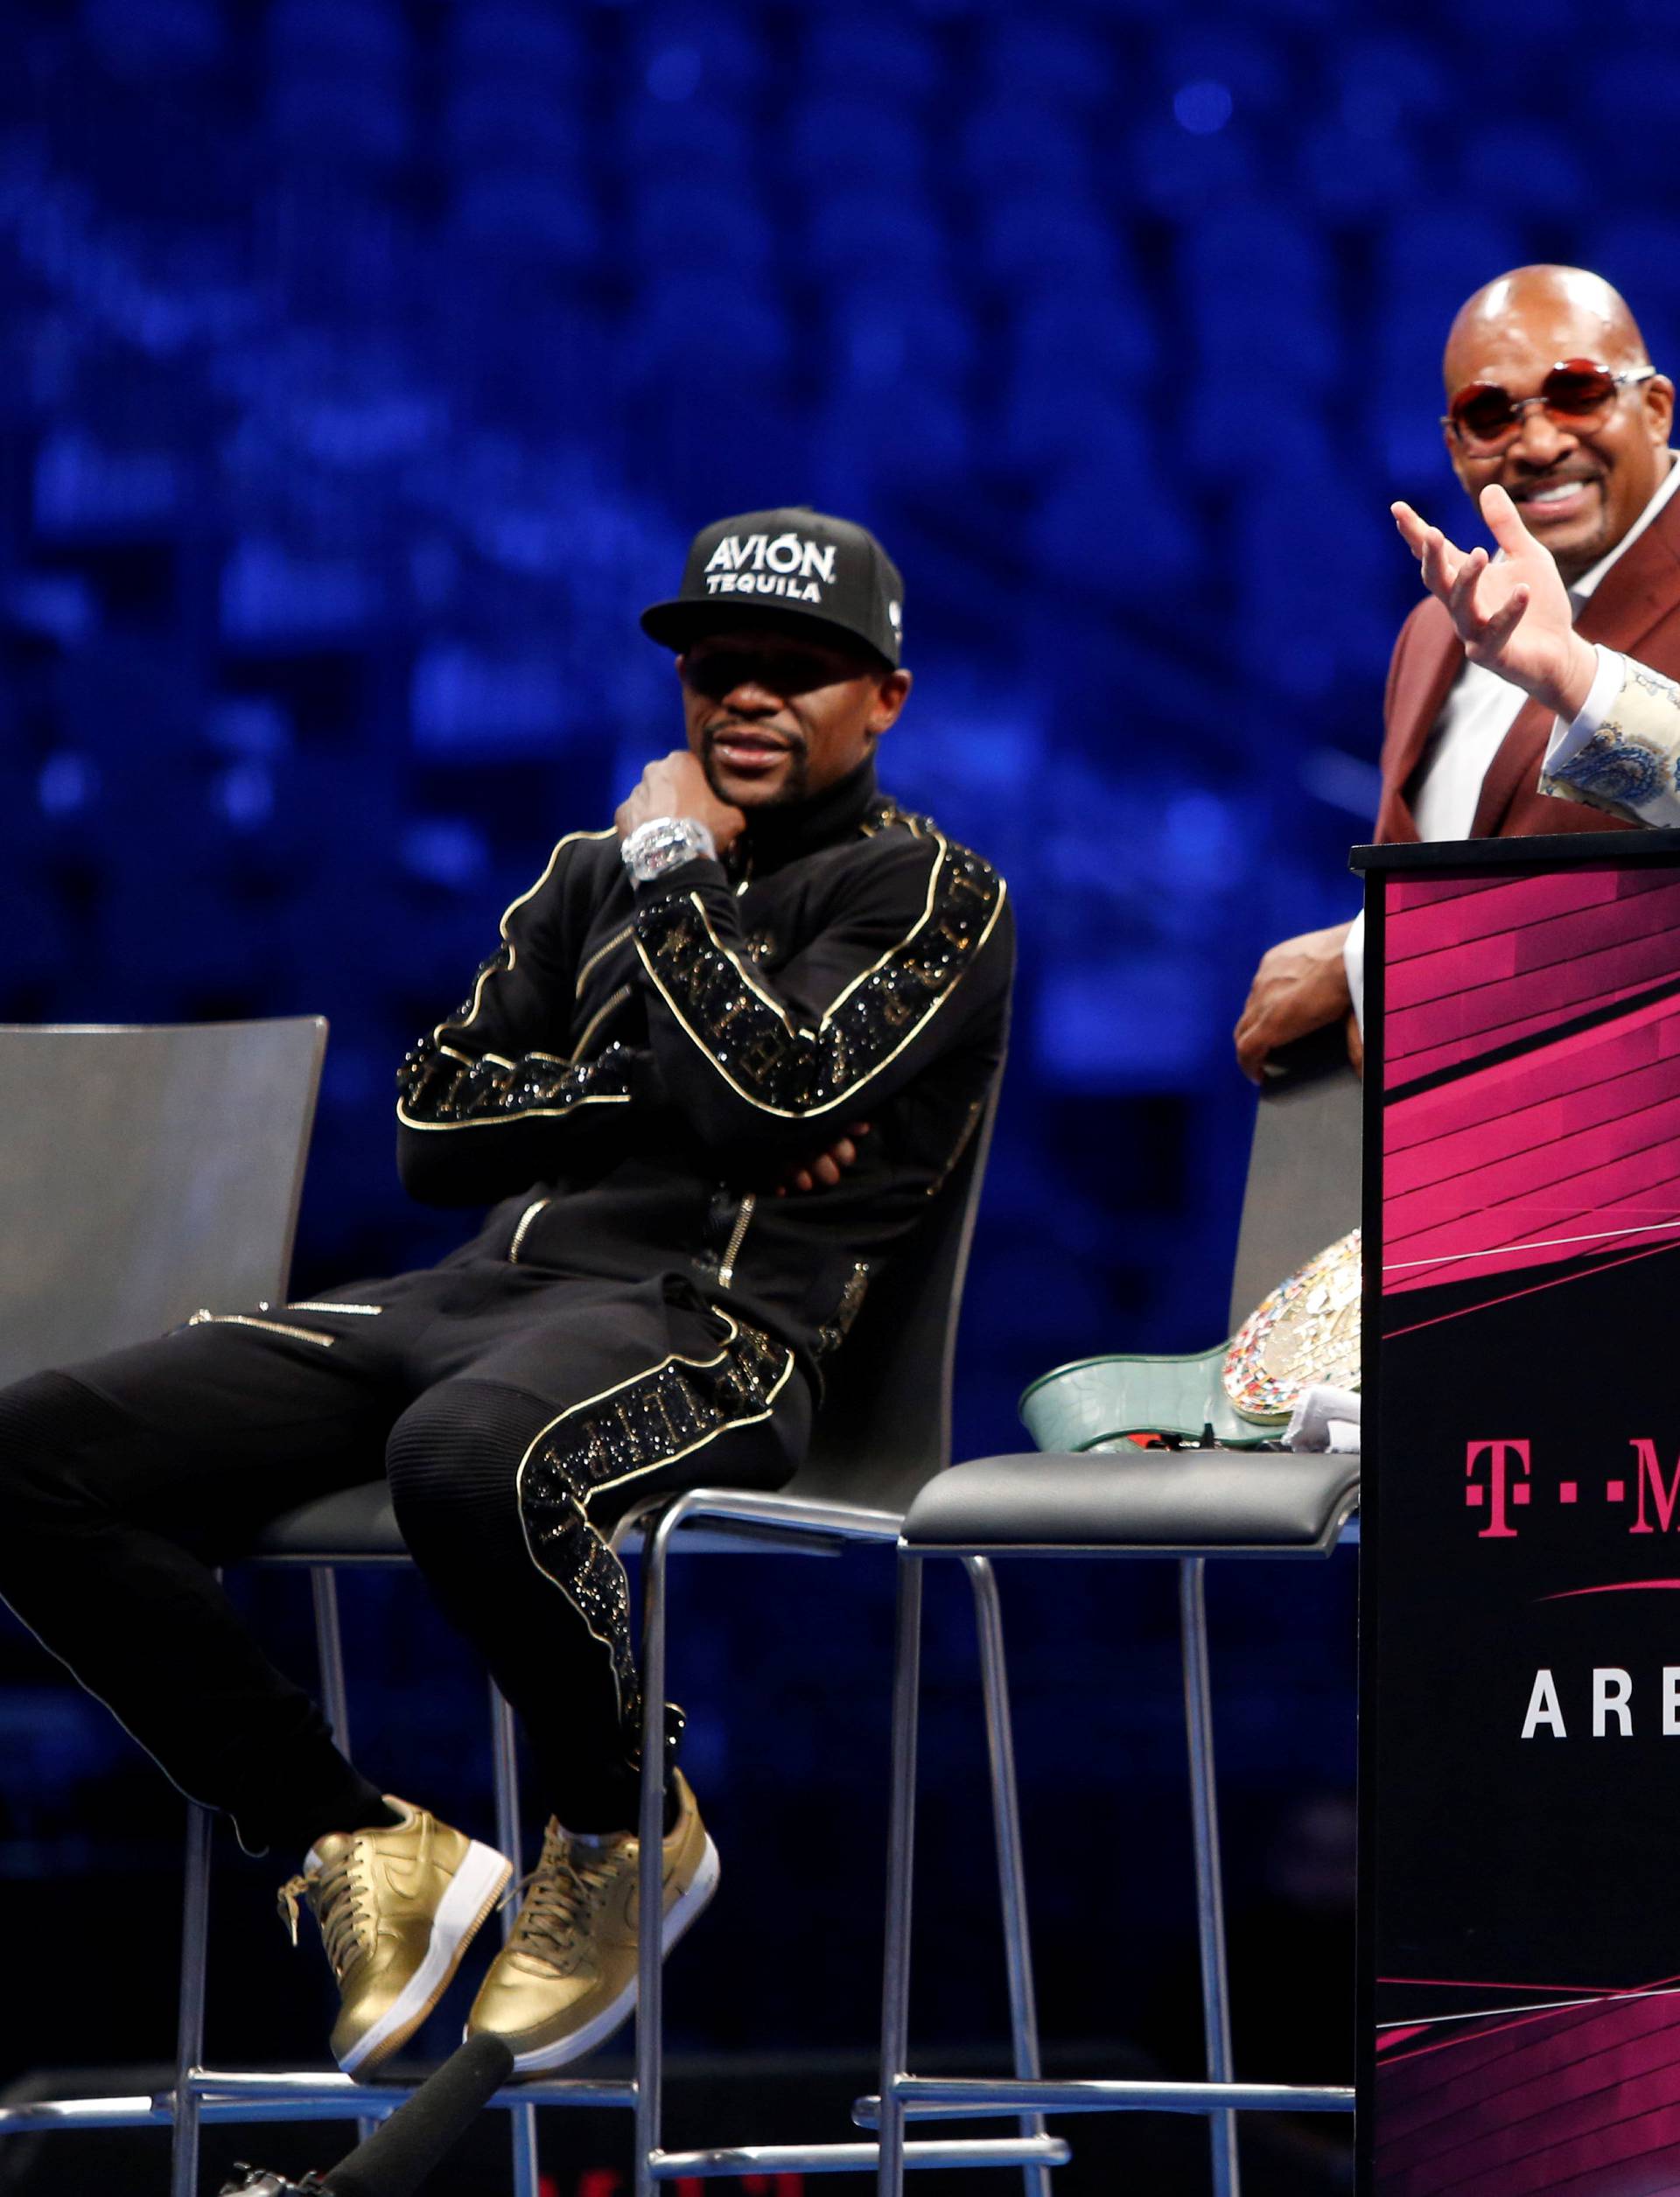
[1355,829,1680,2194]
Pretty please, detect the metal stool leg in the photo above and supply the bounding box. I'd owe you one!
[635,1507,679,2197]
[492,1683,541,2197]
[311,1568,380,2150]
[1180,1558,1238,2197]
[312,1567,352,1757]
[877,1553,925,2197]
[170,1565,236,2197]
[170,1799,213,2197]
[965,1558,1052,2197]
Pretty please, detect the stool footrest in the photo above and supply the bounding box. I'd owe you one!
[857,2076,1355,2120]
[651,2137,1071,2177]
[191,2067,640,2110]
[0,2097,171,2134]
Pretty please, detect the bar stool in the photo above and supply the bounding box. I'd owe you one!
[219,1074,1066,2197]
[867,1045,1363,2195]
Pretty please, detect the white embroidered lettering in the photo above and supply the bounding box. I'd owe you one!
[704,534,832,594]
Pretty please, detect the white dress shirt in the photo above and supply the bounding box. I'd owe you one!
[1344,452,1680,1028]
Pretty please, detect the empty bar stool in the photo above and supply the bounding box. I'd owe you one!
[869,1043,1363,2196]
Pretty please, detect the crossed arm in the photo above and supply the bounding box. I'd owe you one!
[613,752,871,1193]
[397,764,1010,1203]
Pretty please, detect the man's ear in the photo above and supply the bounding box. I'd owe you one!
[674,653,689,685]
[1643,374,1676,447]
[868,668,913,737]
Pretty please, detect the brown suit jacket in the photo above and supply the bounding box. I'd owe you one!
[1373,484,1680,842]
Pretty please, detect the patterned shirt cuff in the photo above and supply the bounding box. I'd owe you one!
[1540,651,1680,825]
[1544,646,1626,773]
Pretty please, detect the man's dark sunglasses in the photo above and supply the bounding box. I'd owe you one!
[1443,357,1656,453]
[682,645,850,701]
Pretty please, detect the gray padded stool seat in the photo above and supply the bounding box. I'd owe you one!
[902,1451,1361,1556]
[256,1485,404,1564]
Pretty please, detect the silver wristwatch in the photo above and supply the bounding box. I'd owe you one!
[620,815,718,885]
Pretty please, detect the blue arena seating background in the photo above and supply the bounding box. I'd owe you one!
[4,0,1672,2184]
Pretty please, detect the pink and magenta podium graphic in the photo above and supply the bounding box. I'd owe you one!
[1360,836,1680,2196]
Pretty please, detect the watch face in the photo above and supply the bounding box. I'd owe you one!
[1222,1228,1362,1424]
[625,818,708,881]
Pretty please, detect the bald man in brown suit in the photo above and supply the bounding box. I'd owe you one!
[1235,264,1680,1080]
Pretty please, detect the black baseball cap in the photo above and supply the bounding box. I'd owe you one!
[640,507,905,668]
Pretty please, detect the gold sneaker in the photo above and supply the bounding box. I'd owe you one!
[466,1771,719,2073]
[276,1796,511,2082]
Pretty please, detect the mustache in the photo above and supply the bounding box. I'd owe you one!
[704,717,808,754]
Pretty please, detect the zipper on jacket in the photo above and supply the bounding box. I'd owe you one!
[508,1197,551,1264]
[570,984,631,1062]
[186,1310,335,1347]
[574,925,634,998]
[718,1193,756,1290]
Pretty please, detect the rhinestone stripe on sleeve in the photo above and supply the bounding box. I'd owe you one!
[396,1032,636,1127]
[514,1319,794,1722]
[634,829,1004,1118]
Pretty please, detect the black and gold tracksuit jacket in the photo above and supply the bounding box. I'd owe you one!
[396,759,1013,1374]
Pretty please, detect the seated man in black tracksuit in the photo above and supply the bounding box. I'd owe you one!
[0,507,1013,2079]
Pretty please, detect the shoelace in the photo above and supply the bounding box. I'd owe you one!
[504,1826,623,1971]
[276,1851,369,1982]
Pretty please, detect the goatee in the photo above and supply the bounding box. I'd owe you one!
[703,742,810,808]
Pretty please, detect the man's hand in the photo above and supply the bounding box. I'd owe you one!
[1391,486,1599,720]
[615,751,746,856]
[776,1123,870,1196]
[1234,922,1354,1082]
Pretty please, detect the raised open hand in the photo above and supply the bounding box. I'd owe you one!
[1390,485,1598,721]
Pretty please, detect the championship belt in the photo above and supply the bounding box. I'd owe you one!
[1222,1228,1362,1425]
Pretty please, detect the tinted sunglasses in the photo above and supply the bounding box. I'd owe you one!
[682,646,846,700]
[1443,358,1656,453]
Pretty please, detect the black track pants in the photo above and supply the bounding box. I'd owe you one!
[0,1251,809,1854]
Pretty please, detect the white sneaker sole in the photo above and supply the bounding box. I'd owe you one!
[504,1833,722,2075]
[340,1838,514,2080]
